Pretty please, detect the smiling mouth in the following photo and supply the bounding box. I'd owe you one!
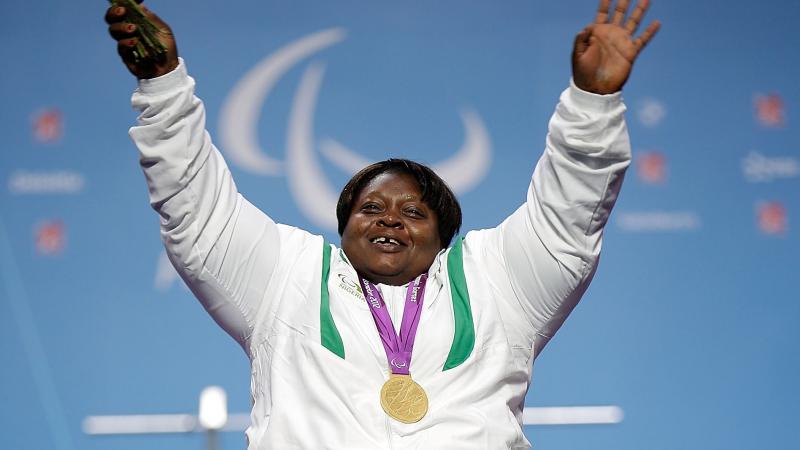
[371,236,401,245]
[369,236,406,252]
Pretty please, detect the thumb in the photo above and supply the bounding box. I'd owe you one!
[572,25,594,58]
[139,3,170,33]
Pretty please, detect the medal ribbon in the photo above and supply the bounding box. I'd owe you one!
[358,274,428,375]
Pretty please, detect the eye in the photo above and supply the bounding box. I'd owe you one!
[404,206,426,218]
[360,202,381,213]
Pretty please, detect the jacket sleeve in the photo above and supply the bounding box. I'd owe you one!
[128,59,281,356]
[468,80,631,358]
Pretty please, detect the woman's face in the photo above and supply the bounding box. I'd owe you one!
[341,171,441,286]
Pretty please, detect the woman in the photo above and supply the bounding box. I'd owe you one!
[106,1,659,448]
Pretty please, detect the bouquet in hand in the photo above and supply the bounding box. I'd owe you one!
[109,0,167,62]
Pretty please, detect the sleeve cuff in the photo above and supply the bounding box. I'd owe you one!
[135,57,189,95]
[566,78,623,113]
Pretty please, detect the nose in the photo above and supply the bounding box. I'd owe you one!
[378,211,402,228]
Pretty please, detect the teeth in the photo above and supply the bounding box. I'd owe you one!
[371,237,399,245]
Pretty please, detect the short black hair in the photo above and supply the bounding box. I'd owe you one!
[336,159,462,248]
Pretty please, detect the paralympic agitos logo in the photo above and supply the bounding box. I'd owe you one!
[218,28,493,230]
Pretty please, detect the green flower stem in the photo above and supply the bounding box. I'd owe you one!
[109,0,167,62]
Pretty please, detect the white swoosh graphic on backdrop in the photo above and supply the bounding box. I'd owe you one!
[218,28,346,175]
[318,138,371,173]
[430,109,491,192]
[318,108,491,192]
[286,63,340,229]
[220,28,492,230]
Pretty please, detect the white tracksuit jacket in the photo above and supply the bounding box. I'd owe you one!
[129,58,631,449]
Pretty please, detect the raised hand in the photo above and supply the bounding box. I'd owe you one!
[572,0,660,94]
[105,1,179,79]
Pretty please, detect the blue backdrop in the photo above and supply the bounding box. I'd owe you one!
[1,0,798,449]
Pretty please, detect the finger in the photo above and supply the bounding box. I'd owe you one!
[594,0,611,23]
[108,22,137,40]
[104,6,126,24]
[117,37,139,59]
[624,0,650,33]
[612,0,630,25]
[633,20,661,51]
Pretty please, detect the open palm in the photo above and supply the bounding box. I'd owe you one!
[572,0,660,94]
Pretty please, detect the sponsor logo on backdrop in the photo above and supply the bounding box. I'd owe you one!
[34,220,66,255]
[636,151,666,184]
[32,108,63,144]
[8,170,86,194]
[636,98,666,127]
[757,202,787,235]
[754,94,785,128]
[218,28,492,230]
[616,211,701,232]
[741,152,799,183]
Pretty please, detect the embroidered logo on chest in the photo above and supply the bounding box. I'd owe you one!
[337,273,365,304]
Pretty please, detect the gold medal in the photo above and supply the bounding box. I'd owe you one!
[380,374,429,423]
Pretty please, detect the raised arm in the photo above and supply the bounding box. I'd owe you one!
[474,0,659,356]
[105,2,285,354]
